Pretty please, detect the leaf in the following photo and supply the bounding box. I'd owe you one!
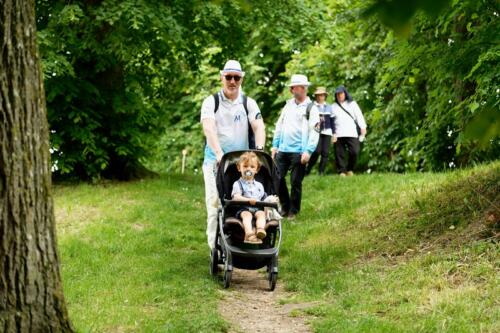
[463,106,500,147]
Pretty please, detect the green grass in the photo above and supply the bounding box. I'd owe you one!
[54,162,500,332]
[55,176,227,332]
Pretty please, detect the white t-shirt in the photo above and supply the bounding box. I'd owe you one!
[200,90,261,164]
[332,101,367,138]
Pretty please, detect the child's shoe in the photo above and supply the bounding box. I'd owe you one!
[256,228,267,239]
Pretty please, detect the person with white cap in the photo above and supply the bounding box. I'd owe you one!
[271,74,320,219]
[200,60,266,249]
[305,86,335,175]
[332,85,367,176]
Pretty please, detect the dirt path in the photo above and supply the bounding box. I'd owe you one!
[218,268,318,333]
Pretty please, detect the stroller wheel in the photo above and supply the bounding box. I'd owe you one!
[268,272,277,291]
[210,248,218,277]
[223,269,232,289]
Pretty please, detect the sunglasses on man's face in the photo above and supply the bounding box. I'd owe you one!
[224,75,242,82]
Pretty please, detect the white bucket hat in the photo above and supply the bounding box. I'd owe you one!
[288,74,311,87]
[220,60,245,77]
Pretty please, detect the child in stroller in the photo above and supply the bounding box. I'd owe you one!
[211,150,283,289]
[231,151,269,244]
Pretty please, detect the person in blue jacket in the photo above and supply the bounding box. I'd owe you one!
[271,74,320,219]
[306,87,335,175]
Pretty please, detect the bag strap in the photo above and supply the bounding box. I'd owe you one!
[336,101,359,127]
[305,102,313,120]
[213,93,220,113]
[242,94,249,116]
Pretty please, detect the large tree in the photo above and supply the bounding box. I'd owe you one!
[0,0,73,331]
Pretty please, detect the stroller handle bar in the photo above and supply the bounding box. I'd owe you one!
[224,200,279,210]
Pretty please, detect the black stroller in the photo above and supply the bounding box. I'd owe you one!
[209,150,282,290]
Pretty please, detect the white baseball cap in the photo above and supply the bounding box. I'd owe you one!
[220,60,245,77]
[288,74,311,87]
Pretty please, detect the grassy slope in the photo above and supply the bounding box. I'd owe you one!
[54,162,499,332]
[283,162,499,333]
[55,176,226,332]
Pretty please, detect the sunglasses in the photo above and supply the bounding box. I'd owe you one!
[224,75,242,82]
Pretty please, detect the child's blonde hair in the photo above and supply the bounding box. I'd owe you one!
[237,152,261,170]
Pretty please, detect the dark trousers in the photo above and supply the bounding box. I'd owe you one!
[335,137,360,173]
[275,152,305,215]
[306,134,331,175]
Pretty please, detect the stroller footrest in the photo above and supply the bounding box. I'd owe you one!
[223,217,245,242]
[224,217,244,228]
[265,220,279,229]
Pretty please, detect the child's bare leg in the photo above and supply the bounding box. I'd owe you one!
[240,211,254,237]
[255,210,267,239]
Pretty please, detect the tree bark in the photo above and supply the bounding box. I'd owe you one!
[0,0,74,332]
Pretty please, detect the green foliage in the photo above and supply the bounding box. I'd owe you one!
[37,0,190,179]
[37,0,498,178]
[143,0,328,173]
[37,0,327,178]
[288,0,500,172]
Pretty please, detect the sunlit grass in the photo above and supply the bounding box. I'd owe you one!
[54,162,499,332]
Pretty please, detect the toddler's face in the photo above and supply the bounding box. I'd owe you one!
[239,159,259,180]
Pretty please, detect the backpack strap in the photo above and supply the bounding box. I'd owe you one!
[242,94,256,149]
[305,102,314,120]
[242,94,249,116]
[213,93,219,114]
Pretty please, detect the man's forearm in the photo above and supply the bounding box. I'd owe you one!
[203,119,222,155]
[251,119,266,147]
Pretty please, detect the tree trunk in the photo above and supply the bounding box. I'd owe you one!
[0,1,74,332]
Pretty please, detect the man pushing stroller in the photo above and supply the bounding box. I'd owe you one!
[200,60,266,250]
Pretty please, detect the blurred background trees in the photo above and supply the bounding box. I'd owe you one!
[36,0,499,179]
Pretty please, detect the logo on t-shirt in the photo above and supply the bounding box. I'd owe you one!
[234,115,241,122]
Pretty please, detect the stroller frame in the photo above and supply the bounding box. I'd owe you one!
[209,150,282,290]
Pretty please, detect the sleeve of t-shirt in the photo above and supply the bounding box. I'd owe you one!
[246,97,262,122]
[231,180,242,198]
[200,95,216,122]
[352,101,367,129]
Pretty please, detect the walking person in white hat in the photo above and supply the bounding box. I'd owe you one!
[306,86,335,175]
[200,60,266,249]
[271,74,320,220]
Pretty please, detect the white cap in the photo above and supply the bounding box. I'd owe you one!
[220,60,245,77]
[288,74,311,87]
